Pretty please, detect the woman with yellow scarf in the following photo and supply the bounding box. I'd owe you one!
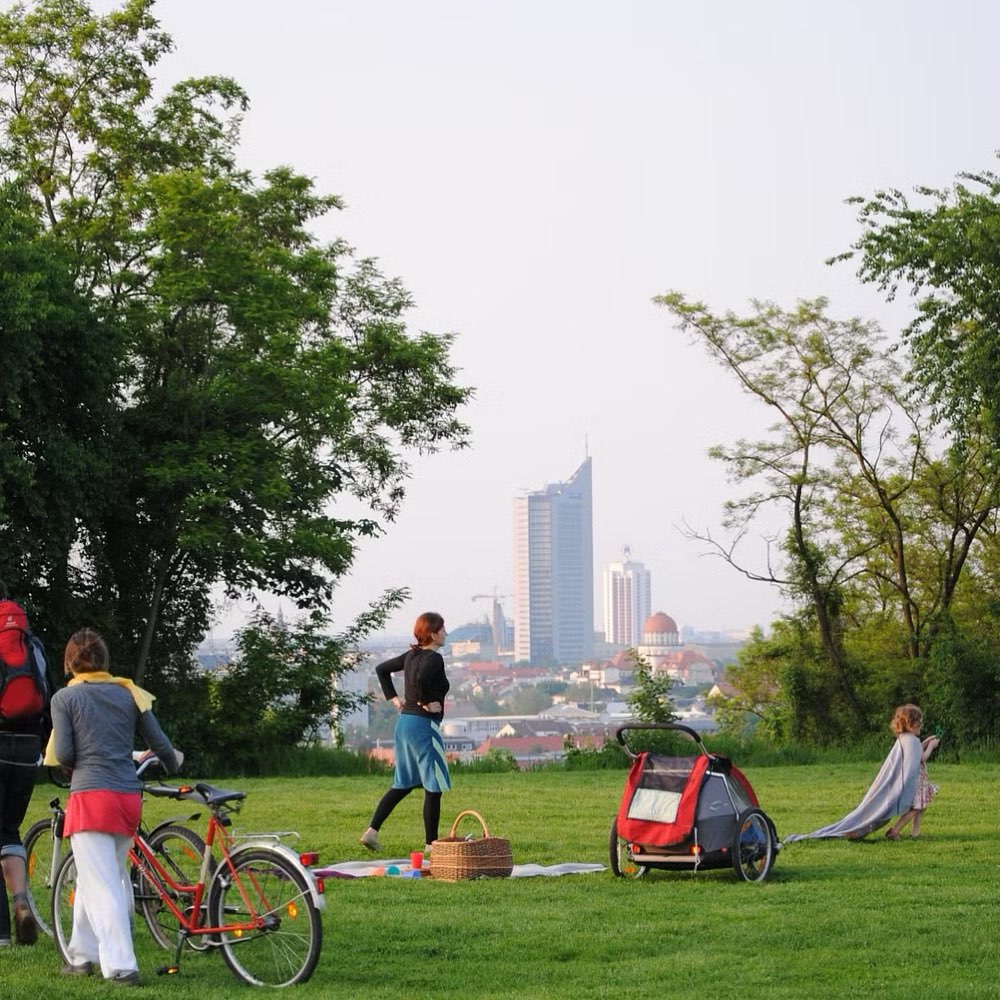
[46,628,182,986]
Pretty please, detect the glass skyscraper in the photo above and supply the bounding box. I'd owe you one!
[513,457,594,665]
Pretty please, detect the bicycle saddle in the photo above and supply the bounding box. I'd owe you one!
[194,782,247,807]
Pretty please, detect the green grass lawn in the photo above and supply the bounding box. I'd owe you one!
[4,760,997,998]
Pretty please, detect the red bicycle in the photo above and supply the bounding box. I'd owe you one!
[51,777,325,987]
[24,754,190,938]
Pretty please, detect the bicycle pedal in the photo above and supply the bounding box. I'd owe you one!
[156,965,180,976]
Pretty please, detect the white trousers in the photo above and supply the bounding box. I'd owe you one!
[67,831,137,978]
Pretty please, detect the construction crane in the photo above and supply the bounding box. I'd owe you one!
[472,591,512,654]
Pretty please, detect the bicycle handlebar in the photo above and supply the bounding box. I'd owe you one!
[614,721,710,759]
[615,721,705,744]
[143,781,199,801]
[133,752,164,778]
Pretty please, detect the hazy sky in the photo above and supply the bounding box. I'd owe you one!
[90,0,1000,642]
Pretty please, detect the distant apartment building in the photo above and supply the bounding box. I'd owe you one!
[513,457,594,665]
[332,660,370,734]
[603,549,652,648]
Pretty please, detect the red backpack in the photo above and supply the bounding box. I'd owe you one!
[0,599,51,724]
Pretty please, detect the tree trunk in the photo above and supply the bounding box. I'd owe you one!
[135,550,173,687]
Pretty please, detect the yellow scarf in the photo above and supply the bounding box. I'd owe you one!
[43,672,156,766]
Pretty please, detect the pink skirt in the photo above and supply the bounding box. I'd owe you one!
[913,764,938,811]
[64,790,142,837]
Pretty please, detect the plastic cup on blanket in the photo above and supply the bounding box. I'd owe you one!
[410,850,424,870]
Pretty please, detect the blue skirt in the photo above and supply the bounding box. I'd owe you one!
[392,713,452,793]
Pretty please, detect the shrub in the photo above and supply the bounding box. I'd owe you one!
[451,749,520,773]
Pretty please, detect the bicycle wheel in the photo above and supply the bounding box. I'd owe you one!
[23,818,66,937]
[732,807,776,883]
[608,817,647,879]
[51,851,78,966]
[210,848,322,987]
[47,765,72,788]
[138,824,208,951]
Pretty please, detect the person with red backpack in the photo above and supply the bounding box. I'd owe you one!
[0,579,47,947]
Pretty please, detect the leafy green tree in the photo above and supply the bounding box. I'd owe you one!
[625,648,676,724]
[656,295,885,728]
[707,626,790,741]
[537,679,568,697]
[559,683,590,704]
[923,624,1000,747]
[0,1,472,685]
[712,617,867,744]
[471,691,502,715]
[155,592,403,774]
[502,685,554,715]
[837,166,1000,446]
[656,293,1000,736]
[0,182,118,655]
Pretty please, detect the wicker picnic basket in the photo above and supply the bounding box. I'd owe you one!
[429,809,513,881]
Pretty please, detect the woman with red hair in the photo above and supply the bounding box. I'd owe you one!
[360,612,451,854]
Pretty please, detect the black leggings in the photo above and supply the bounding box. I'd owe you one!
[369,787,442,844]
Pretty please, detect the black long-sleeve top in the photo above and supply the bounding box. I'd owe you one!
[376,647,450,722]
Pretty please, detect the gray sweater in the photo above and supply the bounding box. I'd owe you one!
[50,681,180,793]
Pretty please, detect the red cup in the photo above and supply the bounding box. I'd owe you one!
[409,850,424,870]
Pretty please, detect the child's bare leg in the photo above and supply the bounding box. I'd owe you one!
[910,809,924,837]
[887,810,915,838]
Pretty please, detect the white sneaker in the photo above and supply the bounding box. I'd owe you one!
[359,829,381,852]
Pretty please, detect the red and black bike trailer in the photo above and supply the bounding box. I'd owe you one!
[610,722,779,882]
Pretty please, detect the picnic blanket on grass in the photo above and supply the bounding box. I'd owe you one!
[314,859,605,879]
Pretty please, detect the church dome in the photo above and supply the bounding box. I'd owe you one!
[643,612,678,635]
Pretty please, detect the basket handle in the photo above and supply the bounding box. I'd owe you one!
[448,809,491,839]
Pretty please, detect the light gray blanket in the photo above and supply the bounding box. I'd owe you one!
[784,733,921,842]
[313,860,605,879]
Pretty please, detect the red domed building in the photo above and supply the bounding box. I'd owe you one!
[637,611,718,685]
[641,612,679,648]
[636,611,680,673]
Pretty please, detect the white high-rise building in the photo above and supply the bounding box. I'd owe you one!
[603,549,652,648]
[513,457,594,665]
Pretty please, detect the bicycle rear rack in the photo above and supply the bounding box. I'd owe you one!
[228,829,300,846]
